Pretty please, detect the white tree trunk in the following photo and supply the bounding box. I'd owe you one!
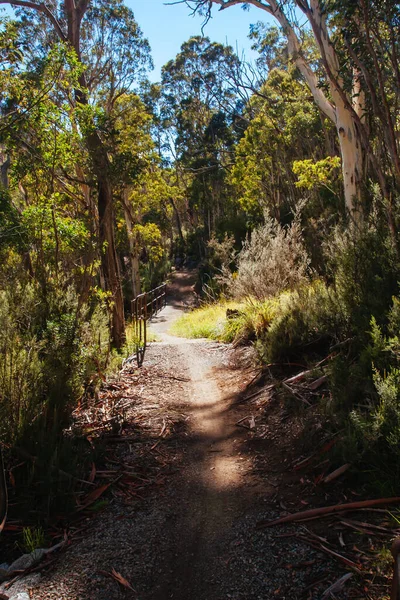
[333,92,363,220]
[235,0,365,220]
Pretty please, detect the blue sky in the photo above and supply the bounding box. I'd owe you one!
[1,0,273,81]
[127,1,272,81]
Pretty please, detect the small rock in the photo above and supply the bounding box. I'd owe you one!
[7,550,45,574]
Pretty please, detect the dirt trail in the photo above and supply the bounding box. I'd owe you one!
[7,271,362,600]
[149,271,251,599]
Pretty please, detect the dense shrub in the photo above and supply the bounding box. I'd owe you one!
[233,217,311,300]
[337,299,400,482]
[255,281,341,363]
[0,262,117,516]
[0,278,110,443]
[328,224,400,339]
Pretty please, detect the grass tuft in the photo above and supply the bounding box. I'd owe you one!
[169,302,243,341]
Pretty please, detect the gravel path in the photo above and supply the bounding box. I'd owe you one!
[1,272,359,600]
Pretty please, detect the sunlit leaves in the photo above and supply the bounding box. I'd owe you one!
[293,157,341,190]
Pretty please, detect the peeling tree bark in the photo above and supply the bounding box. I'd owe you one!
[331,91,363,220]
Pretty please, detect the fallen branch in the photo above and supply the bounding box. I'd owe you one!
[284,369,313,385]
[323,463,351,484]
[281,382,311,406]
[236,415,253,425]
[317,544,361,573]
[339,519,386,536]
[309,375,328,390]
[321,573,353,599]
[242,383,275,403]
[257,497,400,528]
[77,483,112,511]
[339,518,394,535]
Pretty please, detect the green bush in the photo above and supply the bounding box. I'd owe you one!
[328,224,400,339]
[0,265,114,517]
[339,300,400,480]
[255,281,340,363]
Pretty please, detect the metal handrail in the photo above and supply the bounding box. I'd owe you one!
[131,283,167,366]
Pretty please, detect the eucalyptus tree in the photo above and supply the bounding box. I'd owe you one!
[231,65,337,221]
[184,0,400,228]
[334,0,400,240]
[0,0,152,347]
[161,36,243,240]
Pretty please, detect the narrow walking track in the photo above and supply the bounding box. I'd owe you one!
[150,337,246,598]
[145,271,255,599]
[6,271,356,600]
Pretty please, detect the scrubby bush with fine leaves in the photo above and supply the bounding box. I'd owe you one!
[232,217,311,300]
[0,261,114,516]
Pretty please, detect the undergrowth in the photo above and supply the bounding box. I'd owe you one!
[171,281,337,356]
[170,301,243,341]
[174,220,400,491]
[0,260,140,520]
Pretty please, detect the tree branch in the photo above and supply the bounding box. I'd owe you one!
[0,0,66,42]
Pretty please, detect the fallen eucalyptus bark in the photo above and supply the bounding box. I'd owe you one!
[257,496,400,528]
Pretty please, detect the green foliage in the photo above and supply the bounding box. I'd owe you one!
[170,283,335,355]
[0,187,26,254]
[328,224,400,339]
[160,36,243,241]
[170,302,243,341]
[339,296,400,479]
[0,274,111,446]
[293,157,341,190]
[256,282,339,363]
[141,254,172,292]
[229,66,332,220]
[197,234,236,300]
[0,257,115,517]
[21,526,45,553]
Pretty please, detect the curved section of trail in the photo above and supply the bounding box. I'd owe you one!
[14,271,353,600]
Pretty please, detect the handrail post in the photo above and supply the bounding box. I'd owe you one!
[131,281,166,367]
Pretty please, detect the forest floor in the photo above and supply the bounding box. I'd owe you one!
[1,271,394,600]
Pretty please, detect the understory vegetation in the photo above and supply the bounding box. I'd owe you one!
[1,0,400,523]
[174,216,400,489]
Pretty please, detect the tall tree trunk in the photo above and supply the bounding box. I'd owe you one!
[332,91,363,222]
[0,147,10,188]
[123,190,141,298]
[77,126,125,348]
[239,0,365,220]
[97,178,125,347]
[67,0,125,347]
[170,196,184,244]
